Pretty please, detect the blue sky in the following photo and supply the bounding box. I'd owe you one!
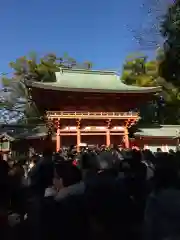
[0,0,155,76]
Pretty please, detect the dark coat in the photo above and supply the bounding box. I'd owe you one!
[40,182,86,240]
[28,157,54,196]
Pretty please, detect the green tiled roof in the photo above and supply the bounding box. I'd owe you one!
[30,69,161,93]
[135,125,180,138]
[17,125,48,139]
[0,124,48,140]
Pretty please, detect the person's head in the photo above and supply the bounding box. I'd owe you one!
[97,152,119,177]
[154,154,179,190]
[142,149,155,164]
[53,160,82,190]
[128,149,142,168]
[8,159,14,169]
[54,154,65,163]
[8,162,24,184]
[81,151,119,181]
[0,155,9,182]
[157,148,162,152]
[30,155,39,164]
[169,149,175,155]
[80,152,99,178]
[43,148,53,158]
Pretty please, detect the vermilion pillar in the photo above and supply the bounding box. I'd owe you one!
[56,120,61,152]
[106,119,111,147]
[124,127,129,148]
[106,129,111,146]
[76,119,81,152]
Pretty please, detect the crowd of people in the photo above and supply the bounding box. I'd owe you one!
[0,145,180,240]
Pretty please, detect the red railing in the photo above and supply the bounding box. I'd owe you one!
[46,111,139,119]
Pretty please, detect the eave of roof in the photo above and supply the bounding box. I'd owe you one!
[27,69,161,94]
[17,125,48,140]
[0,124,48,141]
[24,132,47,139]
[135,126,180,138]
[0,132,15,141]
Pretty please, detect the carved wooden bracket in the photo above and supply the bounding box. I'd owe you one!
[125,119,131,128]
[125,118,138,128]
[76,118,81,129]
[46,119,54,135]
[130,118,137,127]
[55,119,60,129]
[107,119,111,129]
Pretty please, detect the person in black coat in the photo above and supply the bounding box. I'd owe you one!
[40,152,134,240]
[0,155,10,239]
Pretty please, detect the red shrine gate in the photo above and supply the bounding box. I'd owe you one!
[47,111,139,151]
[27,68,161,152]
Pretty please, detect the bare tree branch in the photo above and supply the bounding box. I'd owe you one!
[129,0,169,50]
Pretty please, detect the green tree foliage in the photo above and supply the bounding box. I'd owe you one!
[159,0,180,86]
[122,53,158,124]
[1,52,92,123]
[1,76,11,87]
[122,52,180,124]
[8,52,92,83]
[122,53,158,87]
[155,0,180,123]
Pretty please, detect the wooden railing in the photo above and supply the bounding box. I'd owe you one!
[46,111,139,119]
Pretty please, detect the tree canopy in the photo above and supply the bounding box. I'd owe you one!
[0,52,92,123]
[122,53,158,87]
[8,52,92,83]
[121,51,180,124]
[159,0,180,87]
